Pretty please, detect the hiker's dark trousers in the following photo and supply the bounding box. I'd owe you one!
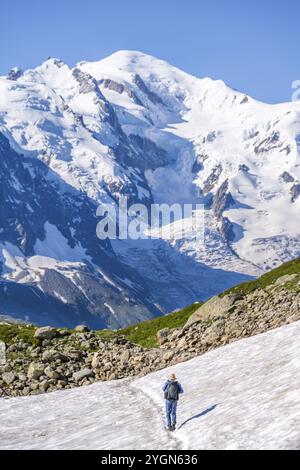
[166,399,177,427]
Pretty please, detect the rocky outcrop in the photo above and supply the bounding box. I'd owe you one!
[99,78,142,105]
[132,74,164,105]
[192,155,206,173]
[7,67,23,81]
[128,134,171,170]
[254,131,282,154]
[280,171,295,184]
[72,68,104,96]
[240,95,249,104]
[290,183,300,202]
[202,165,223,194]
[212,179,235,219]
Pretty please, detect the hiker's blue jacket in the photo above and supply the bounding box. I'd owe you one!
[162,380,184,397]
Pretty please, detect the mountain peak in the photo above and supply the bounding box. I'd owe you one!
[79,49,192,84]
[34,57,68,74]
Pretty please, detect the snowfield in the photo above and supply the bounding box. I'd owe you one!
[1,320,300,450]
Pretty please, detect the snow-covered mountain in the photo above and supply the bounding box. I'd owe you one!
[1,320,300,450]
[1,50,300,327]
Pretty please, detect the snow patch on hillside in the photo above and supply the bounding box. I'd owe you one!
[1,321,300,450]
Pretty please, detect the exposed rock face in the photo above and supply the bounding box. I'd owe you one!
[239,164,250,172]
[132,74,164,105]
[280,171,295,184]
[129,134,171,170]
[99,78,142,105]
[254,131,282,154]
[202,165,223,194]
[99,78,125,94]
[72,68,104,96]
[192,155,205,173]
[290,183,300,202]
[240,95,249,104]
[209,179,235,243]
[211,179,235,220]
[7,67,23,81]
[219,216,235,242]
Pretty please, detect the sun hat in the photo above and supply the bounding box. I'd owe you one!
[169,373,177,381]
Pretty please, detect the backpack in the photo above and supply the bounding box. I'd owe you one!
[164,381,179,400]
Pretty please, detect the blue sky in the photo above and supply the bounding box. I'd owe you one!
[1,0,299,103]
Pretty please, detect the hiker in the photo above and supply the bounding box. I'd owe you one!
[162,373,184,431]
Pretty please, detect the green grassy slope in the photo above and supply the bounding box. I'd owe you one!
[103,302,201,348]
[220,258,300,297]
[0,323,39,347]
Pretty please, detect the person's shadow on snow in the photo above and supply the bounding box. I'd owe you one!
[177,405,218,431]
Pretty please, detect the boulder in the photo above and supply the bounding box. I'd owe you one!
[91,353,103,369]
[73,368,94,382]
[44,366,60,380]
[74,325,90,333]
[119,350,131,364]
[39,380,50,393]
[108,373,118,381]
[201,329,222,346]
[42,349,69,362]
[2,371,16,385]
[156,328,170,346]
[185,294,239,326]
[162,351,174,362]
[57,380,67,388]
[177,337,188,350]
[34,327,57,340]
[17,373,27,382]
[27,363,45,380]
[30,383,39,391]
[65,350,82,361]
